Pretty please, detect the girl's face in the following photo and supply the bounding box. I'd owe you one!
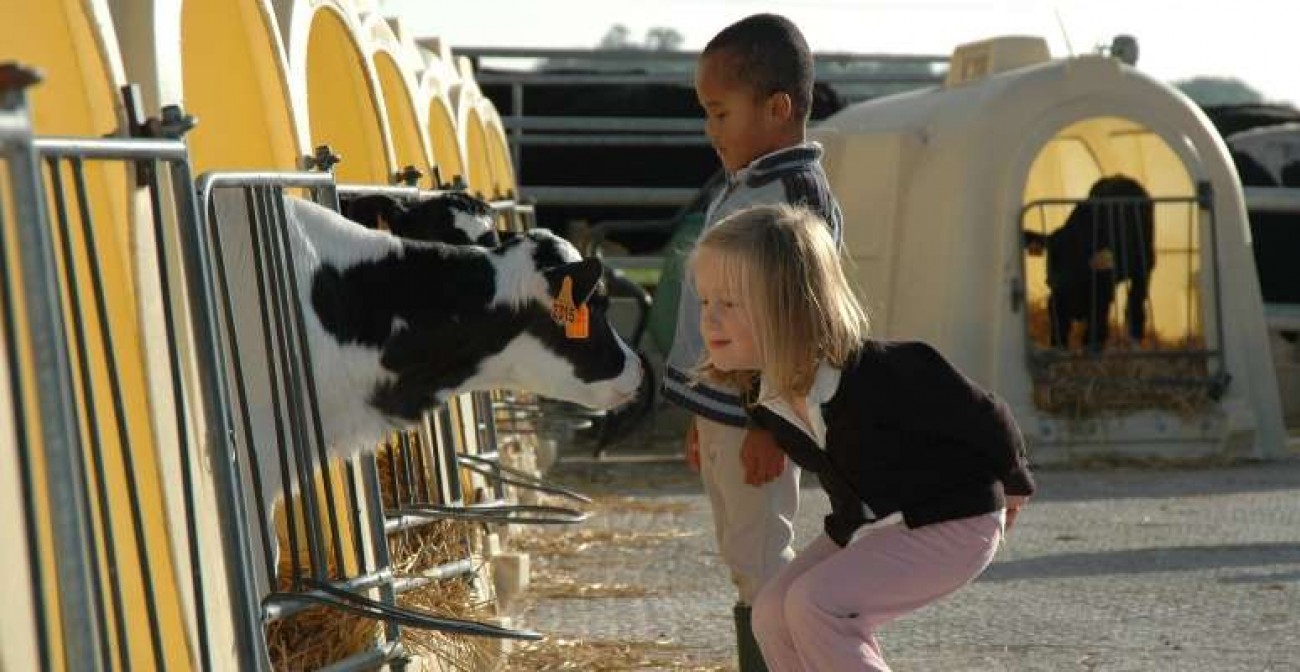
[694,248,761,371]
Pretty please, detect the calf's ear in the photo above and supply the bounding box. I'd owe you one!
[543,257,605,304]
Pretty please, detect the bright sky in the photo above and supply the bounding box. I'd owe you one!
[383,0,1299,107]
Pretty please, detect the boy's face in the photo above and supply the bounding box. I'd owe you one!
[695,248,761,372]
[695,51,793,173]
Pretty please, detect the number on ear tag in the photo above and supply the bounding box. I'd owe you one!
[567,304,589,339]
[551,276,590,339]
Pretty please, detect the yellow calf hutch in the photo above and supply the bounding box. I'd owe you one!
[814,36,1286,463]
[3,0,540,669]
[2,1,204,669]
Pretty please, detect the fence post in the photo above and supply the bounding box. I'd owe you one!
[0,62,108,670]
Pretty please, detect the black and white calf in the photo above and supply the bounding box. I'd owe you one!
[226,196,641,563]
[340,192,501,246]
[1024,175,1156,350]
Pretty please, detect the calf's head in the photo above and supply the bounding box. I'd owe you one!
[341,192,499,246]
[309,225,641,428]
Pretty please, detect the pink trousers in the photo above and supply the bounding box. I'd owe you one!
[751,512,1003,671]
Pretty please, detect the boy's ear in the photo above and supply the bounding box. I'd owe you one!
[768,91,794,122]
[542,257,604,304]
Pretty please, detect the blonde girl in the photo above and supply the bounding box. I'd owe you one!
[691,203,1035,672]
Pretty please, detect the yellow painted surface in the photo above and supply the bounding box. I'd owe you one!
[485,125,516,196]
[427,97,464,187]
[464,109,493,198]
[275,461,361,578]
[2,1,194,668]
[1022,116,1199,343]
[182,0,300,173]
[373,52,432,186]
[305,8,390,183]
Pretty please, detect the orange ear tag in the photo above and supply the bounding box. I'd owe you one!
[551,276,590,339]
[568,304,590,339]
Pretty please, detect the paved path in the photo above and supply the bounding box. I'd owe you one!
[506,407,1300,671]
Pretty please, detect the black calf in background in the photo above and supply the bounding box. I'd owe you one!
[1028,175,1156,350]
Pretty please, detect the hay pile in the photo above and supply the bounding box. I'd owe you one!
[389,520,503,671]
[1025,300,1215,418]
[265,555,379,671]
[507,638,729,671]
[265,435,508,670]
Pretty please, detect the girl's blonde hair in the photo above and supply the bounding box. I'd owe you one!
[691,203,869,400]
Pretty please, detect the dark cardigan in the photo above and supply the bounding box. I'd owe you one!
[745,340,1036,547]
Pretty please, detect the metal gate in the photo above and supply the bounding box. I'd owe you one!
[196,172,557,670]
[1018,184,1230,416]
[1,66,264,671]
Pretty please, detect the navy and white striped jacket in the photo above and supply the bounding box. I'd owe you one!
[662,142,843,426]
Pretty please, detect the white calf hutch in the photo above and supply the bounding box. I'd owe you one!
[813,36,1287,463]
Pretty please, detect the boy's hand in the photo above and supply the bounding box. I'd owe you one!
[740,429,786,486]
[1005,495,1030,532]
[685,417,701,472]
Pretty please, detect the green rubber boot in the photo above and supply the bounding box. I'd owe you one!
[734,604,769,672]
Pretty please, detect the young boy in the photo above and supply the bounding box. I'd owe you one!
[661,14,843,672]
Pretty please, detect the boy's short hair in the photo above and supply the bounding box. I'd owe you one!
[704,13,814,120]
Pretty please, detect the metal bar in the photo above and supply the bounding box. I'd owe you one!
[196,171,338,193]
[237,185,305,586]
[346,459,402,658]
[520,185,696,207]
[399,429,419,507]
[513,133,709,147]
[1264,304,1300,330]
[271,189,348,576]
[0,78,56,671]
[145,156,212,669]
[335,183,422,199]
[344,461,369,574]
[390,559,476,589]
[511,82,523,176]
[502,116,704,132]
[359,454,403,652]
[1244,186,1300,212]
[257,186,328,579]
[1203,182,1229,386]
[188,172,276,669]
[33,136,189,160]
[470,72,942,87]
[70,156,168,671]
[314,641,405,672]
[45,156,120,670]
[261,568,395,622]
[205,192,278,584]
[2,77,108,665]
[450,45,947,65]
[436,406,466,505]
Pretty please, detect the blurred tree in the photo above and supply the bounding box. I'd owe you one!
[596,24,684,51]
[1174,77,1266,107]
[598,24,634,49]
[645,27,684,51]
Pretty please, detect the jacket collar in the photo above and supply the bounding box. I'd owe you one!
[757,360,842,448]
[727,142,824,188]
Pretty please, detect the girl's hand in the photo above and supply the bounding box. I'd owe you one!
[740,428,786,486]
[685,418,701,472]
[1005,494,1030,532]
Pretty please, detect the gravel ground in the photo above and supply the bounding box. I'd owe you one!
[505,406,1300,671]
